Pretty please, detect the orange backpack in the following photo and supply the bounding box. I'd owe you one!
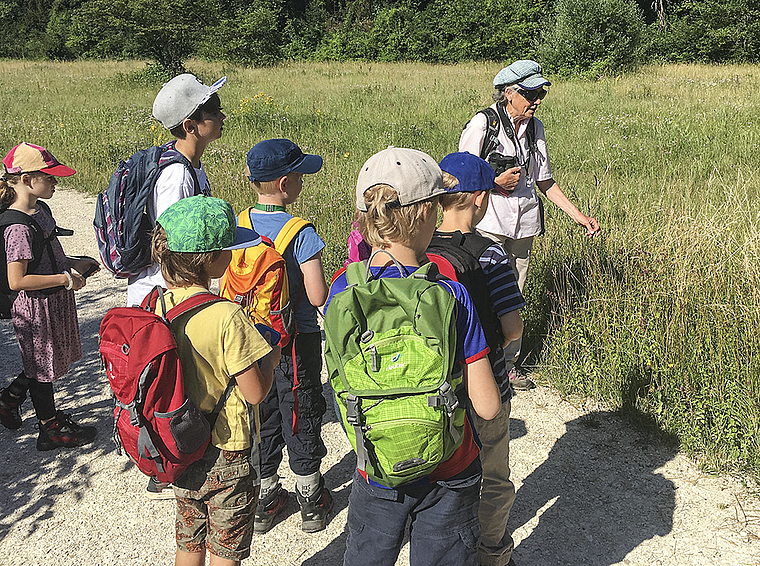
[219,208,311,347]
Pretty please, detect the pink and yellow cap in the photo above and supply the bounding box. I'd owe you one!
[2,143,76,177]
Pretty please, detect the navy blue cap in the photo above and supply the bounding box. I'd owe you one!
[246,139,323,182]
[439,152,495,193]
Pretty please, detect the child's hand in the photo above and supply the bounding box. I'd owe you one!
[73,258,100,278]
[70,270,86,291]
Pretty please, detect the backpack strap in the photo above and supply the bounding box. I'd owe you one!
[161,289,238,429]
[477,107,501,161]
[273,217,312,255]
[159,141,202,196]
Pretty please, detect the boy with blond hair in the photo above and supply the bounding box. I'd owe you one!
[150,195,277,566]
[243,138,333,533]
[427,152,526,566]
[324,147,501,566]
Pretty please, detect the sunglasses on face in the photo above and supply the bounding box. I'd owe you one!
[517,88,548,102]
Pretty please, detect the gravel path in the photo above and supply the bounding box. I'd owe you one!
[1,188,758,566]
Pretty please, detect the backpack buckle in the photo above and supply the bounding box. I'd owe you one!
[345,395,362,426]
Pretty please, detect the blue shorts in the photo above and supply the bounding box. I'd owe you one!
[343,469,481,566]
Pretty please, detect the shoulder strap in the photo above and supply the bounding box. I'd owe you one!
[163,289,236,429]
[477,107,501,160]
[158,141,201,195]
[238,207,254,230]
[273,217,312,255]
[164,291,224,322]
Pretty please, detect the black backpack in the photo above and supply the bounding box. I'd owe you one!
[93,141,200,278]
[427,231,505,360]
[0,201,72,318]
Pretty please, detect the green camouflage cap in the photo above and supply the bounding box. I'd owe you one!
[157,195,261,252]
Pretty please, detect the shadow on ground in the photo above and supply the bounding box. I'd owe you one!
[509,410,677,566]
[0,283,121,540]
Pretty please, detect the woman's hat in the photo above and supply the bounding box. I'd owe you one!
[493,60,551,90]
[2,143,76,176]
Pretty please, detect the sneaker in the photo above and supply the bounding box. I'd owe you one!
[508,366,536,391]
[36,410,97,451]
[146,477,175,500]
[0,387,25,430]
[254,487,289,534]
[297,478,333,533]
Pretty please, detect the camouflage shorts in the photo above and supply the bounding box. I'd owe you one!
[173,446,260,561]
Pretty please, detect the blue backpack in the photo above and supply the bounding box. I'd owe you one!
[94,142,200,278]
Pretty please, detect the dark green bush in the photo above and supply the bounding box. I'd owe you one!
[535,0,646,78]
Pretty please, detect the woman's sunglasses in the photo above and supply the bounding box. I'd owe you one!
[517,88,548,102]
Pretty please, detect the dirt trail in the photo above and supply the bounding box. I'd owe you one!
[0,188,758,566]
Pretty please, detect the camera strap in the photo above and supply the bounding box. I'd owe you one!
[496,105,536,175]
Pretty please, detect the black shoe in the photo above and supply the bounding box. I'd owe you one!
[36,410,97,451]
[0,387,25,430]
[146,477,174,500]
[254,486,289,534]
[508,366,536,391]
[297,478,333,533]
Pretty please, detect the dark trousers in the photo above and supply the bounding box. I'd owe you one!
[343,470,481,566]
[259,331,327,478]
[4,372,55,421]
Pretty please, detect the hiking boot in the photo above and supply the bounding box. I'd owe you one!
[297,479,333,533]
[508,366,536,391]
[36,410,97,451]
[146,477,175,500]
[254,487,289,534]
[0,387,25,430]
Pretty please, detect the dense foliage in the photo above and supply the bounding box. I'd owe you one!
[1,0,758,75]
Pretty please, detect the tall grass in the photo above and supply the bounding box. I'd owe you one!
[0,60,757,478]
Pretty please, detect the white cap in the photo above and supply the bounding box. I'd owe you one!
[152,74,227,129]
[356,147,444,211]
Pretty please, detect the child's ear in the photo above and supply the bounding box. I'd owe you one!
[474,190,488,209]
[276,175,289,193]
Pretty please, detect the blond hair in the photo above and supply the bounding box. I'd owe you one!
[438,172,472,211]
[151,223,221,287]
[252,178,280,196]
[357,184,437,248]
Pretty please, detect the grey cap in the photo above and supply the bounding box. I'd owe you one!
[152,74,227,129]
[355,147,445,212]
[493,60,551,90]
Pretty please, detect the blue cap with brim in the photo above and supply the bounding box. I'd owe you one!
[439,152,495,193]
[247,139,323,183]
[493,60,551,90]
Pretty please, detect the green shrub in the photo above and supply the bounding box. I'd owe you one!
[535,0,646,78]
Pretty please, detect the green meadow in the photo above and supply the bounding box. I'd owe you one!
[1,59,758,478]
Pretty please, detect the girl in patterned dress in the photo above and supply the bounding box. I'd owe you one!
[0,143,99,450]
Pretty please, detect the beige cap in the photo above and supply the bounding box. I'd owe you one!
[355,147,444,211]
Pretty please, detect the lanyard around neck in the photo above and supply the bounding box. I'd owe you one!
[253,203,286,213]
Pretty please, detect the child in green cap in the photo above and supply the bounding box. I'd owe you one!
[151,195,278,566]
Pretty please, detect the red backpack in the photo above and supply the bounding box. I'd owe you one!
[99,288,235,483]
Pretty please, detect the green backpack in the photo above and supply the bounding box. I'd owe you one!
[324,252,467,487]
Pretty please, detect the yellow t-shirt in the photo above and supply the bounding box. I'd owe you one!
[159,286,271,450]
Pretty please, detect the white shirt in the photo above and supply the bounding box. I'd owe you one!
[126,162,210,306]
[459,104,553,240]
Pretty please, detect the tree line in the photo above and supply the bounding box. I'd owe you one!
[1,0,758,76]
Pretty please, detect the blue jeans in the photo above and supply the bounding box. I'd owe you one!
[343,469,481,566]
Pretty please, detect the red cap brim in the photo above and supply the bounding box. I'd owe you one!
[41,164,76,177]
